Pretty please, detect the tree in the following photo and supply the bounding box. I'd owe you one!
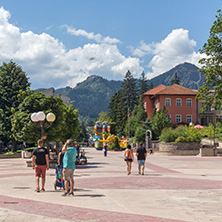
[11,92,79,144]
[0,61,30,146]
[77,121,88,143]
[171,72,180,85]
[197,9,222,110]
[138,71,149,95]
[121,70,139,114]
[151,107,171,138]
[98,111,109,122]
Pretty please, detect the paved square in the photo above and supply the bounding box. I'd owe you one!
[0,148,222,222]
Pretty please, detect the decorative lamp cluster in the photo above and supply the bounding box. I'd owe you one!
[31,111,56,123]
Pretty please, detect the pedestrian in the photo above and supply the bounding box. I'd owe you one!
[136,143,147,175]
[104,143,107,156]
[32,139,49,192]
[76,143,80,158]
[124,144,134,175]
[57,150,65,168]
[61,139,77,196]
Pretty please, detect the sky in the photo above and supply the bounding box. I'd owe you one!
[0,0,221,89]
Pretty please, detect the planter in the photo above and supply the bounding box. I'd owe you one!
[158,142,200,156]
[21,151,32,158]
[0,153,21,159]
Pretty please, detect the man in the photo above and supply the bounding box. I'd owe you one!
[136,143,147,175]
[32,139,49,192]
[62,139,77,196]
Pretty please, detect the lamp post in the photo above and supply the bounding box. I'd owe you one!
[210,108,216,156]
[31,111,56,140]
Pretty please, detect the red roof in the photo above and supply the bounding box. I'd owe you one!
[144,84,197,96]
[143,84,167,95]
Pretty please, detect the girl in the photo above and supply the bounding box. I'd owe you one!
[124,144,134,175]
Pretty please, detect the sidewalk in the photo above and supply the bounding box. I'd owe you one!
[1,148,222,222]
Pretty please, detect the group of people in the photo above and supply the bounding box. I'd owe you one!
[31,139,148,196]
[32,139,77,196]
[124,143,147,175]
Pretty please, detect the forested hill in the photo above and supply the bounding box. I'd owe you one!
[55,62,204,120]
[149,62,205,89]
[56,75,122,120]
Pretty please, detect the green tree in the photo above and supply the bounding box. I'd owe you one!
[98,111,109,122]
[11,92,79,144]
[0,61,30,146]
[171,72,180,85]
[138,71,149,95]
[197,9,222,110]
[77,120,88,142]
[151,107,170,138]
[121,70,139,114]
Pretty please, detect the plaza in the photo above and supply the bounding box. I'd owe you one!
[0,148,222,222]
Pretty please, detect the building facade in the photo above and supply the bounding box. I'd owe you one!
[143,84,198,124]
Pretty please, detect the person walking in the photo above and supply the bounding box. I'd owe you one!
[103,143,108,156]
[62,139,77,196]
[136,143,147,175]
[32,139,49,192]
[124,144,134,175]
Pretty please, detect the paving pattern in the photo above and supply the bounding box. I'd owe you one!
[0,148,222,222]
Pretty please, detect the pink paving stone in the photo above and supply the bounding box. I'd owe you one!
[0,194,187,222]
[75,176,222,190]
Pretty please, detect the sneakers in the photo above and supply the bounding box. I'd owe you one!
[36,186,40,192]
[62,191,74,196]
[69,192,74,196]
[41,188,45,191]
[61,192,69,196]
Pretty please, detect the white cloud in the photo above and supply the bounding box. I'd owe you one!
[0,7,141,89]
[65,25,120,44]
[132,29,204,79]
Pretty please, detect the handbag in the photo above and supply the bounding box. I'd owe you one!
[124,156,129,161]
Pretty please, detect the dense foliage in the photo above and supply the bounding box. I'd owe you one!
[0,61,31,145]
[197,9,222,111]
[160,125,202,143]
[11,92,79,144]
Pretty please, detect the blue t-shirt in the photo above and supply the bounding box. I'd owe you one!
[63,146,77,170]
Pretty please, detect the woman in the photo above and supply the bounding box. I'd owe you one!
[124,144,134,175]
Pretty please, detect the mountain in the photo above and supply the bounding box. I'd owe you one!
[55,62,205,121]
[149,62,204,89]
[56,75,122,120]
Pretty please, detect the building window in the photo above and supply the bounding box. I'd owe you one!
[176,114,182,123]
[176,98,182,107]
[165,98,171,107]
[187,98,192,107]
[186,115,192,124]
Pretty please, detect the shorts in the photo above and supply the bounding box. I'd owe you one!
[137,160,145,166]
[127,158,133,162]
[64,168,74,180]
[35,165,47,178]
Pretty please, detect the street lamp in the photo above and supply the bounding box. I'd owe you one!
[31,111,56,140]
[210,107,216,156]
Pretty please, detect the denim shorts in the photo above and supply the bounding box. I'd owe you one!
[137,160,145,166]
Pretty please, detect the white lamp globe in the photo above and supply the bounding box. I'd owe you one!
[46,112,56,122]
[36,111,46,121]
[31,113,38,122]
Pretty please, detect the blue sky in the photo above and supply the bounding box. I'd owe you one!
[0,0,221,89]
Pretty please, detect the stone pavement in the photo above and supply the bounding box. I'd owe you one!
[0,148,222,222]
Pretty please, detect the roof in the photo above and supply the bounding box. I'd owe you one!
[143,84,197,97]
[143,84,167,95]
[158,84,197,95]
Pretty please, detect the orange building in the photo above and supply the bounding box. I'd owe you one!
[143,84,197,124]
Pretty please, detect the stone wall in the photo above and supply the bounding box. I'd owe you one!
[158,142,200,156]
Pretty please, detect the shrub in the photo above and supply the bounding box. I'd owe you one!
[175,136,187,142]
[109,137,121,151]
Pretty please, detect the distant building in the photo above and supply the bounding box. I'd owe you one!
[143,84,197,124]
[40,88,71,106]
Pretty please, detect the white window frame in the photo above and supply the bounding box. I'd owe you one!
[186,115,192,124]
[176,98,182,107]
[176,114,182,123]
[186,98,192,107]
[165,98,171,107]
